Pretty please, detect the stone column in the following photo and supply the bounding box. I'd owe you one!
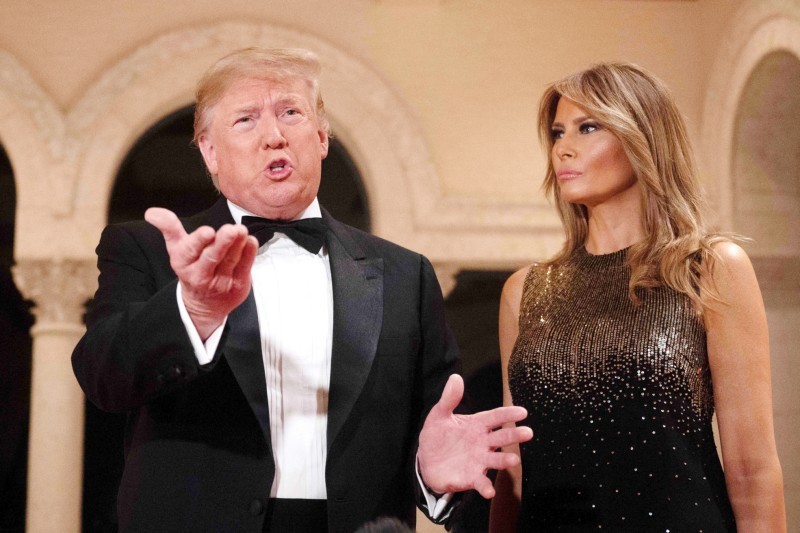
[13,258,97,533]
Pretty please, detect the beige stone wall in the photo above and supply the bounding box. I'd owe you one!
[0,0,797,531]
[0,0,748,265]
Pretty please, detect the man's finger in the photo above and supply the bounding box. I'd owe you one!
[201,225,247,269]
[481,450,522,471]
[213,227,250,277]
[486,426,534,449]
[144,207,186,243]
[472,405,528,429]
[473,475,495,499]
[231,236,259,282]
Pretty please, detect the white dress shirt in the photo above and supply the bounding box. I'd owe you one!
[180,198,332,499]
[176,198,451,516]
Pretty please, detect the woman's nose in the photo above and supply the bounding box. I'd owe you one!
[554,139,575,159]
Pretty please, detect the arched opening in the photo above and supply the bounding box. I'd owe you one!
[107,106,218,224]
[83,105,371,532]
[732,50,800,256]
[0,144,34,532]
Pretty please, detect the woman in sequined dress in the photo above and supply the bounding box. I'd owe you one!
[489,63,785,532]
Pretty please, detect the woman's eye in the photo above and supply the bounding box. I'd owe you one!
[579,122,599,134]
[551,129,564,140]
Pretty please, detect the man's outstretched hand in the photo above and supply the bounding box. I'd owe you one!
[418,374,533,499]
[145,207,258,340]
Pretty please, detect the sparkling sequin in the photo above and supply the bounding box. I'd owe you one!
[509,247,736,531]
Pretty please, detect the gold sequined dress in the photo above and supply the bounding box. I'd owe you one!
[509,247,735,531]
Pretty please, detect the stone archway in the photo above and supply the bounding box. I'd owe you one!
[64,22,433,253]
[701,0,800,230]
[44,20,559,272]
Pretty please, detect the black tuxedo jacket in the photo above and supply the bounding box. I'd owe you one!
[72,198,461,533]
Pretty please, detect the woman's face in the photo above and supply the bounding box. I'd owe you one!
[550,97,638,210]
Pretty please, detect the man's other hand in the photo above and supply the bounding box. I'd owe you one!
[418,374,533,498]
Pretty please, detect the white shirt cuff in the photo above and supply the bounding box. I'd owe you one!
[415,455,454,521]
[176,283,226,365]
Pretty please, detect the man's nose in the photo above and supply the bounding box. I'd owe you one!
[260,117,286,149]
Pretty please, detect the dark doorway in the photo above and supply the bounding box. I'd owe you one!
[0,144,35,533]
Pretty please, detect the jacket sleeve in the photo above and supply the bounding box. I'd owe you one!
[413,256,464,525]
[72,223,214,413]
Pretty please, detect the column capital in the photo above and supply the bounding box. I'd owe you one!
[12,258,97,329]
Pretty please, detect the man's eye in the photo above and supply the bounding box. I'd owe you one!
[235,116,252,125]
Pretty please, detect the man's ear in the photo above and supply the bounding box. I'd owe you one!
[197,134,218,175]
[318,130,329,160]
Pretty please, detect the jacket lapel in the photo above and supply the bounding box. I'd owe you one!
[186,197,272,447]
[225,291,272,447]
[324,213,384,451]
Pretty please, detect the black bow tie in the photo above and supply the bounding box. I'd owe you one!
[240,216,327,254]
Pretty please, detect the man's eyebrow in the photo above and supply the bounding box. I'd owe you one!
[230,103,261,115]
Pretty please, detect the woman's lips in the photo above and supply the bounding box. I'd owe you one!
[557,169,582,180]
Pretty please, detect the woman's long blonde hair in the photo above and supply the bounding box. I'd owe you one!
[537,62,727,311]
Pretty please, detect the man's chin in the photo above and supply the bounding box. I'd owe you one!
[253,194,313,219]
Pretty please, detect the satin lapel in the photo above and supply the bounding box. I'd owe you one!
[224,290,272,448]
[189,198,272,447]
[325,223,384,451]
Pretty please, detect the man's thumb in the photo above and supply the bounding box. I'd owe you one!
[436,374,464,414]
[145,207,184,242]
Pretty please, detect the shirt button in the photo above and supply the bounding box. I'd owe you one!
[249,499,264,516]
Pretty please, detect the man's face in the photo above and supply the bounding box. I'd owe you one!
[198,77,329,219]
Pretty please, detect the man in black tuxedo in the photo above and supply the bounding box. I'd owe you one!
[72,48,531,533]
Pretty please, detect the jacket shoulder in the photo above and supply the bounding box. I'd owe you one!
[326,216,425,263]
